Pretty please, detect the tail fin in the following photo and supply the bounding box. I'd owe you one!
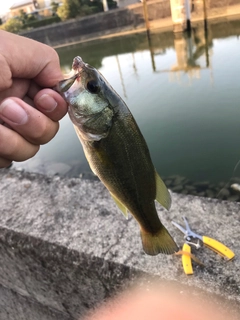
[140,226,178,256]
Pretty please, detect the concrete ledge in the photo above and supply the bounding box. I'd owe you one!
[0,169,240,319]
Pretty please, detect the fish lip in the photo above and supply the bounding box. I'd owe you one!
[72,56,84,71]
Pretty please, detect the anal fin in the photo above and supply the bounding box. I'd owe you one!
[155,170,172,210]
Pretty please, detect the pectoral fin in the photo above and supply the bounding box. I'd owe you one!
[110,192,128,219]
[155,170,172,210]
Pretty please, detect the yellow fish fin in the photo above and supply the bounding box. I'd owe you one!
[110,192,128,219]
[155,170,172,210]
[140,225,178,255]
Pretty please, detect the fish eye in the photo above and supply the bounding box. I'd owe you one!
[87,80,100,94]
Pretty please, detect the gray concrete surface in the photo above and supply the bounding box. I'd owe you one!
[0,168,239,319]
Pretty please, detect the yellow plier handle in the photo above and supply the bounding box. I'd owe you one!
[182,243,193,275]
[202,236,235,260]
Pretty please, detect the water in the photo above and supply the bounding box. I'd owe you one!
[13,20,240,186]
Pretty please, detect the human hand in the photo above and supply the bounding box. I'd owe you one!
[85,284,235,320]
[0,30,68,168]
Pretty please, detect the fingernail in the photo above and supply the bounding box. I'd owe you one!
[36,94,57,112]
[0,99,28,125]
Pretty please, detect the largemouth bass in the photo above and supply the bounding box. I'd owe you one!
[56,56,178,256]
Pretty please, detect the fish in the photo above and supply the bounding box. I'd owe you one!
[56,56,178,256]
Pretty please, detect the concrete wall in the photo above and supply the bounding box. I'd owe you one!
[20,1,172,47]
[20,0,240,47]
[20,6,146,47]
[0,169,240,320]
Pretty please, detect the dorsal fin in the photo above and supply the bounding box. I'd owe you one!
[110,192,128,219]
[155,170,172,210]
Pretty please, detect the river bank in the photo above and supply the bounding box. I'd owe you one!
[20,2,240,48]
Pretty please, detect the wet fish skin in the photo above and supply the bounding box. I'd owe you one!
[56,56,178,255]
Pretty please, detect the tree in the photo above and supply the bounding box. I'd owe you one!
[57,0,104,20]
[50,1,59,15]
[18,9,28,25]
[0,18,23,33]
[85,0,103,13]
[18,9,36,25]
[107,0,117,9]
[57,0,82,20]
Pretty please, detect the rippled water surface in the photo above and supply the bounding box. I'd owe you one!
[13,20,240,185]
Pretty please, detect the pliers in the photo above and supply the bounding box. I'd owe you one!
[172,217,235,275]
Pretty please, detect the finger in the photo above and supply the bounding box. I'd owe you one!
[0,79,67,119]
[23,95,35,108]
[34,88,68,122]
[0,30,63,90]
[27,81,42,100]
[0,97,59,145]
[0,78,31,103]
[86,286,229,320]
[0,125,39,164]
[0,80,68,121]
[0,157,12,168]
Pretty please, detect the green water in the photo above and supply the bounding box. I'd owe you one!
[13,20,240,184]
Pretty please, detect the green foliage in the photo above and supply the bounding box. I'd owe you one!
[57,0,81,20]
[80,4,102,16]
[23,15,61,29]
[88,0,103,12]
[107,0,117,9]
[0,0,117,33]
[51,1,59,15]
[27,14,37,22]
[0,18,2,26]
[18,9,28,24]
[0,18,23,33]
[18,9,37,25]
[57,0,103,21]
[0,13,61,33]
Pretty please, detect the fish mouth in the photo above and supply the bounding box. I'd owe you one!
[54,73,79,94]
[72,56,84,71]
[54,56,85,94]
[66,56,85,81]
[54,57,84,94]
